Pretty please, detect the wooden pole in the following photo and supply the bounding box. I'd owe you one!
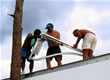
[10,0,24,80]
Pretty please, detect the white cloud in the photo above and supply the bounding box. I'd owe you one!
[99,11,110,20]
[64,3,110,29]
[1,36,12,60]
[66,7,97,28]
[0,60,11,79]
[0,36,11,79]
[60,3,110,56]
[94,38,110,56]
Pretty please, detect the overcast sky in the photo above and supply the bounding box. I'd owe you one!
[0,0,110,79]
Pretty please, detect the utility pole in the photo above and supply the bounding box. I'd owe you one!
[10,0,24,80]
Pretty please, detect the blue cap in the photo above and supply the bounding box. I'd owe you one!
[45,23,53,29]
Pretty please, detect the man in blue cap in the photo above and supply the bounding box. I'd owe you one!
[45,23,62,70]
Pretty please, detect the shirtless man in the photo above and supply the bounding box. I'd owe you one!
[21,29,41,74]
[45,23,62,70]
[73,29,97,60]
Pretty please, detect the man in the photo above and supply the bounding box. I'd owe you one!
[21,29,41,74]
[45,23,62,70]
[73,29,97,60]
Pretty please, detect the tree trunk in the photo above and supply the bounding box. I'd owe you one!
[10,0,24,80]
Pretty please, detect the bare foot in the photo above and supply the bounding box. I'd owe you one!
[50,67,54,70]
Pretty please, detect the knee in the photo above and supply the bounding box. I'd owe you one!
[46,58,50,62]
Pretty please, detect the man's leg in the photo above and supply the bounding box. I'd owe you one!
[21,57,26,74]
[83,49,89,60]
[56,57,62,66]
[29,60,34,74]
[46,58,54,70]
[89,50,94,58]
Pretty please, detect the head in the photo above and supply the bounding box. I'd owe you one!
[34,29,41,36]
[45,23,54,32]
[28,33,32,37]
[73,29,78,37]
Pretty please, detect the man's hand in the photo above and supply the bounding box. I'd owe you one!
[32,54,35,57]
[60,42,63,46]
[73,44,77,48]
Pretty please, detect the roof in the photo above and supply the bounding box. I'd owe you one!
[2,53,110,80]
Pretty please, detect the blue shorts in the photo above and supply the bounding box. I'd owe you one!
[21,48,31,60]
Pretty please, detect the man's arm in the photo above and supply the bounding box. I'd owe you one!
[56,31,60,39]
[74,32,82,48]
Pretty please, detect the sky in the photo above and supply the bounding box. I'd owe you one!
[0,0,110,79]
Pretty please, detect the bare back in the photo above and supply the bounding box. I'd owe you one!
[22,33,33,50]
[79,29,95,38]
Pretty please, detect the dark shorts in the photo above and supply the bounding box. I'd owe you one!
[21,48,31,61]
[46,46,62,61]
